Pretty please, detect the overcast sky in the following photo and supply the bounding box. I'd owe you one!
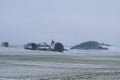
[0,0,120,47]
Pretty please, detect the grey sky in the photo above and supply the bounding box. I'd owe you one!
[0,0,120,47]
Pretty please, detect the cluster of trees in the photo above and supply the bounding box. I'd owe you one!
[71,41,110,50]
[24,42,64,52]
[1,42,9,47]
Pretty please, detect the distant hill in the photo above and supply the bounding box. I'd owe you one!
[71,41,111,50]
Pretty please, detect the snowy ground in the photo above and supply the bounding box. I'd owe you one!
[0,47,120,80]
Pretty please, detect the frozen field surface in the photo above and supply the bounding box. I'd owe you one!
[0,47,120,80]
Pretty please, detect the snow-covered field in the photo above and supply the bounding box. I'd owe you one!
[0,47,120,80]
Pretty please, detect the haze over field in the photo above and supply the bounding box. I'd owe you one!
[0,0,120,47]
